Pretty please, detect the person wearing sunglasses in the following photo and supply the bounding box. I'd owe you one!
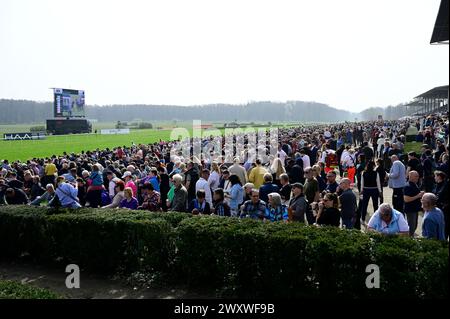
[316,193,340,227]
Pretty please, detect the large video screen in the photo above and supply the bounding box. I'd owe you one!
[54,88,85,118]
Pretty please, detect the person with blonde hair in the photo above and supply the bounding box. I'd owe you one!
[270,158,286,187]
[311,164,326,192]
[208,161,221,191]
[119,187,138,210]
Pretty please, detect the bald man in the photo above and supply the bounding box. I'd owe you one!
[421,193,446,240]
[387,155,407,212]
[338,178,357,229]
[403,171,424,237]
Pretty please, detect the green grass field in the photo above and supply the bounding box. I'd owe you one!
[1,129,175,161]
[1,122,300,162]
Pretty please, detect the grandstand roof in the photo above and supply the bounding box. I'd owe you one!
[414,85,449,99]
[430,0,449,44]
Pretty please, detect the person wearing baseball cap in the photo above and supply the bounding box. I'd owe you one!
[122,171,137,197]
[288,183,309,222]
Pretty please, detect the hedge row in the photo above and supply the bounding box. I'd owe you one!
[0,280,59,299]
[0,206,448,298]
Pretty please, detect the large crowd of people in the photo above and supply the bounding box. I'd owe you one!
[1,113,448,241]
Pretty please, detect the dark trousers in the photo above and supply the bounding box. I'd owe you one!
[87,189,102,208]
[392,187,404,212]
[354,202,362,230]
[161,193,168,212]
[406,211,418,237]
[423,176,434,192]
[306,209,315,225]
[342,216,354,229]
[361,188,379,222]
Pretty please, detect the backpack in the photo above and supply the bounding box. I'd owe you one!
[325,152,338,167]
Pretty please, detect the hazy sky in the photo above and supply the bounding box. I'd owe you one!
[0,0,448,112]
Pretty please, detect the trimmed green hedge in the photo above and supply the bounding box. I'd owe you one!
[0,280,59,299]
[0,206,448,298]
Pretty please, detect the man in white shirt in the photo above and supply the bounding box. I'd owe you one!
[299,149,310,170]
[195,169,213,205]
[106,171,117,199]
[340,146,356,169]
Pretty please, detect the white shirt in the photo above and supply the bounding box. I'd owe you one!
[277,150,287,164]
[195,177,212,205]
[108,180,116,198]
[341,151,356,168]
[208,171,220,191]
[301,155,310,170]
[377,137,385,153]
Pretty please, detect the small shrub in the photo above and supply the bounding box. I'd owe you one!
[0,280,59,299]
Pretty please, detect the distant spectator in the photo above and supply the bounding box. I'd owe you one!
[403,171,424,237]
[189,190,211,215]
[228,174,244,217]
[55,176,81,208]
[387,155,407,212]
[229,157,248,185]
[119,187,138,210]
[265,192,288,222]
[288,183,308,223]
[102,180,125,209]
[212,188,231,217]
[195,169,212,205]
[30,184,55,206]
[367,203,409,236]
[259,173,280,203]
[4,187,29,205]
[421,193,446,241]
[316,192,340,227]
[243,182,254,202]
[240,189,266,220]
[139,182,161,212]
[279,173,291,205]
[325,170,339,193]
[248,158,268,189]
[338,178,357,229]
[122,171,137,197]
[169,174,188,212]
[433,171,449,240]
[360,161,382,224]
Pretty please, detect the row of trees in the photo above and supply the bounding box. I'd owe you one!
[0,99,357,124]
[0,99,417,125]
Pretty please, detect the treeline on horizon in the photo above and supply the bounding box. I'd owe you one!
[0,99,413,124]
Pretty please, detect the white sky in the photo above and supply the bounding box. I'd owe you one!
[0,0,448,112]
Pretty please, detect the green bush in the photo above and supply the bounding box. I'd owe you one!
[0,280,59,299]
[0,206,447,298]
[30,126,46,132]
[0,206,189,273]
[137,122,153,129]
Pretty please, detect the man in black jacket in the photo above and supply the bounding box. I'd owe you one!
[433,170,449,240]
[4,187,29,205]
[288,158,304,185]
